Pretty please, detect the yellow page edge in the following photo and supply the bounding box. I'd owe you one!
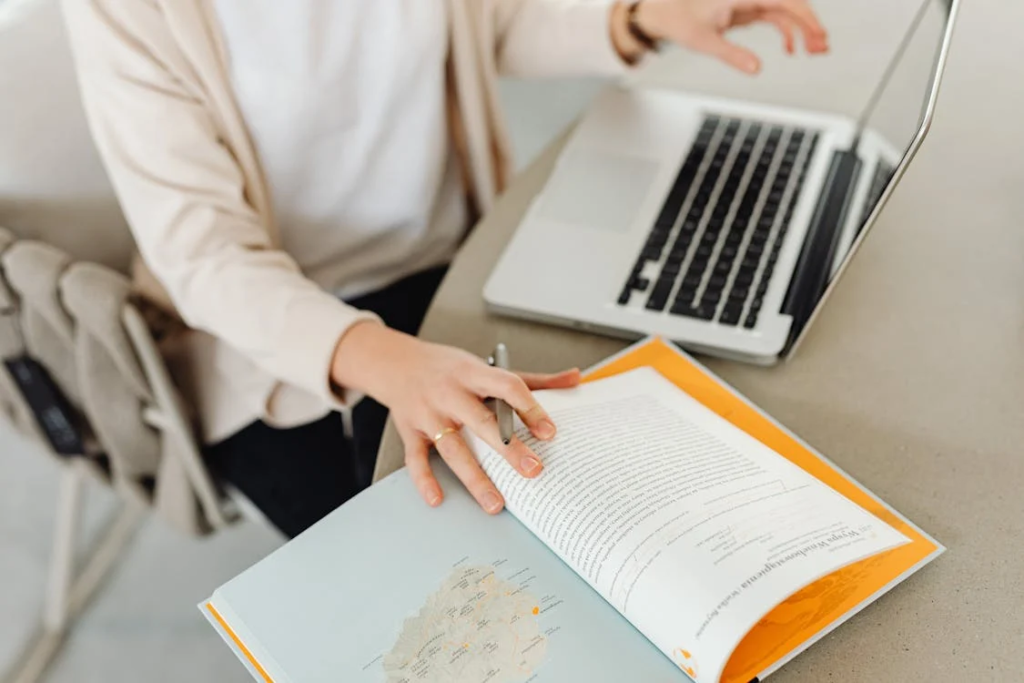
[204,601,276,683]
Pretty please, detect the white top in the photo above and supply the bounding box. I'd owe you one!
[212,0,467,299]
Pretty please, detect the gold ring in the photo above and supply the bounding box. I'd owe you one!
[432,427,459,444]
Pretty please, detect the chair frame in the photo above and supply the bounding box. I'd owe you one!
[2,301,238,683]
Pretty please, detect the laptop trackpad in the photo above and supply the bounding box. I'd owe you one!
[535,150,659,233]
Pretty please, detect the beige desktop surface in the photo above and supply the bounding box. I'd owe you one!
[376,1,1024,679]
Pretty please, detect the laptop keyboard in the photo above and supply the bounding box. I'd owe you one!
[618,115,819,330]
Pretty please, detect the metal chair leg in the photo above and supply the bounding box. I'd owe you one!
[2,462,144,683]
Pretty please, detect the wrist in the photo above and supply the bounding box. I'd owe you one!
[611,1,664,65]
[330,321,414,403]
[610,2,645,64]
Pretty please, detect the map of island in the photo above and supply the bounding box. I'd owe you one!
[383,562,550,683]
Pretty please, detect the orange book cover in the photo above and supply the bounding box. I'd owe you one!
[583,337,943,682]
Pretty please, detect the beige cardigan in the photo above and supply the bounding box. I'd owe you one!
[62,0,626,444]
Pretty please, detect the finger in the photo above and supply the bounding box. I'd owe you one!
[399,424,443,506]
[702,35,762,74]
[763,10,796,54]
[762,0,828,46]
[434,429,505,514]
[518,368,582,391]
[761,0,825,34]
[471,369,556,441]
[451,393,544,479]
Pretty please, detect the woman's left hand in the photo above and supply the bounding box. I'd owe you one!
[613,0,830,75]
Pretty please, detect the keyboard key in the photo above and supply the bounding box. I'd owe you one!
[646,232,669,248]
[641,245,663,261]
[720,304,743,326]
[743,312,759,329]
[681,274,703,289]
[676,286,697,303]
[646,282,673,311]
[670,301,715,320]
[729,286,749,301]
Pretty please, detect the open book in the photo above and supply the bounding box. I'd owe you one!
[202,338,943,683]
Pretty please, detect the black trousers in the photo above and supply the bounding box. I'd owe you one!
[205,266,447,539]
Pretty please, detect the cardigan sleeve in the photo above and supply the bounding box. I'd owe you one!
[60,0,381,408]
[490,0,633,78]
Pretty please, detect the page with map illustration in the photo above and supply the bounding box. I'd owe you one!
[202,338,943,683]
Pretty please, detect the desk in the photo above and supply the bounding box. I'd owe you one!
[375,1,1024,678]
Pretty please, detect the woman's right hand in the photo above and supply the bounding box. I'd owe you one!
[331,322,580,514]
[618,0,829,75]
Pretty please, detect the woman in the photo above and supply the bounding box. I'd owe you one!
[63,0,827,538]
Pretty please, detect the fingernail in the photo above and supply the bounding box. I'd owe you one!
[536,419,556,439]
[521,456,543,476]
[482,491,503,514]
[428,490,443,507]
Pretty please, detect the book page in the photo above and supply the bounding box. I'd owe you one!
[469,368,909,683]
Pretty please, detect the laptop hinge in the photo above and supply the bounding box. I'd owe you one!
[781,149,862,353]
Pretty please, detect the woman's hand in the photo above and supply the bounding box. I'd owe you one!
[332,322,580,514]
[612,0,829,74]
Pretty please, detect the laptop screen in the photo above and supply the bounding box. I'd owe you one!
[789,0,958,354]
[841,0,955,257]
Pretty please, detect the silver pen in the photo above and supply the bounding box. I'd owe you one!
[490,343,514,445]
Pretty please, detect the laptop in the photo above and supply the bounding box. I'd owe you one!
[485,0,959,364]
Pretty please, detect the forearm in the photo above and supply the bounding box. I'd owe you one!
[491,0,631,77]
